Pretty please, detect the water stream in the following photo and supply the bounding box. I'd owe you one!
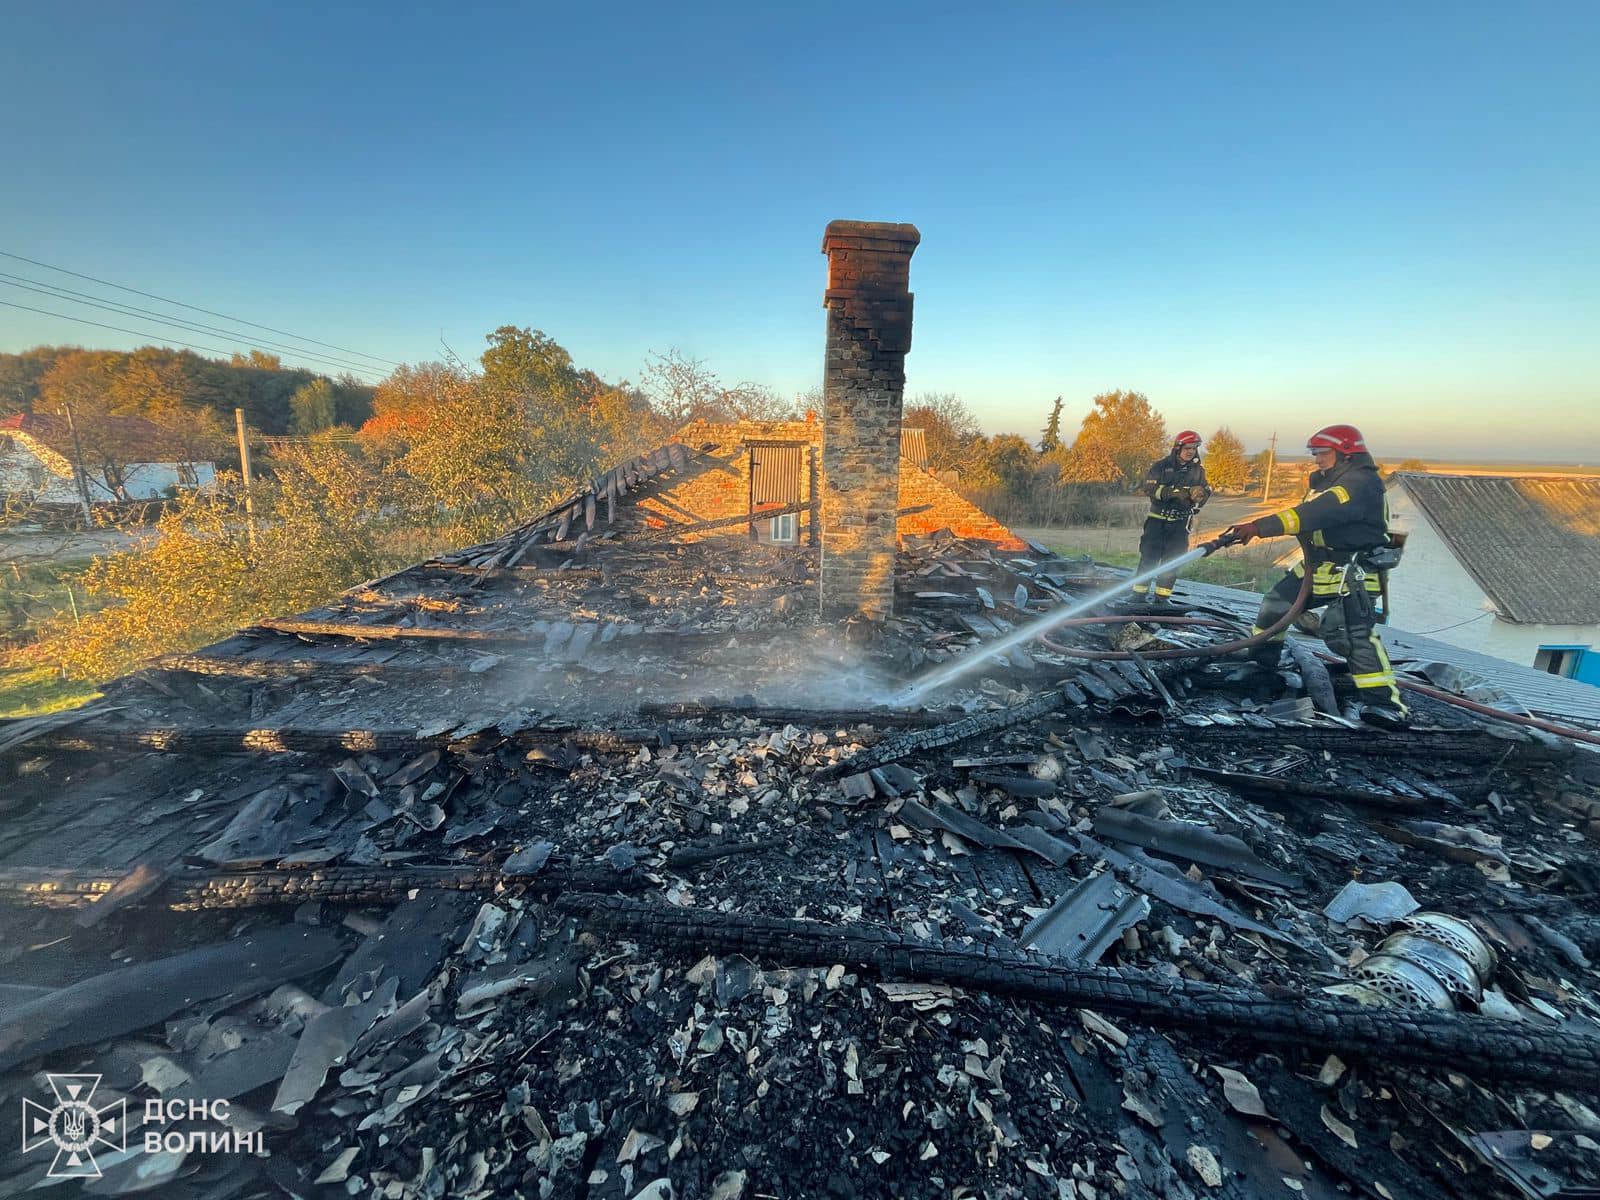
[891,546,1211,705]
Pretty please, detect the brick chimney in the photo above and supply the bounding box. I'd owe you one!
[819,220,921,620]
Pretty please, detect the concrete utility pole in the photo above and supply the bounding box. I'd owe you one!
[1261,432,1278,505]
[234,408,257,554]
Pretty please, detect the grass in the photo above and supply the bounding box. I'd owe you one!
[0,661,100,719]
[1,556,101,647]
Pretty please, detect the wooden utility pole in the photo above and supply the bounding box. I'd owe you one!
[61,404,95,525]
[1261,432,1278,505]
[234,408,257,553]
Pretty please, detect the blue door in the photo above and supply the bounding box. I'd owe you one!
[1538,644,1600,688]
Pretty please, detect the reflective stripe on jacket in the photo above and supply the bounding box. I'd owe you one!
[1255,453,1387,554]
[1140,453,1212,519]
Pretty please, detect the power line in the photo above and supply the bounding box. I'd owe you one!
[0,274,391,379]
[0,299,384,383]
[0,249,401,368]
[1410,610,1494,636]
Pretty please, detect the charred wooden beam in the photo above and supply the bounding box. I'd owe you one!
[419,563,811,587]
[816,688,1068,780]
[1186,765,1435,813]
[14,720,808,758]
[0,842,777,913]
[560,894,1600,1092]
[152,654,469,682]
[637,500,811,541]
[636,701,948,729]
[1158,721,1569,765]
[253,617,539,645]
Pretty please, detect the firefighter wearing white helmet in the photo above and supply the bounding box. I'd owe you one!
[1129,430,1211,606]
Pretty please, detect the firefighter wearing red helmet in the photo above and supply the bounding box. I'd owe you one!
[1129,430,1211,606]
[1221,425,1408,726]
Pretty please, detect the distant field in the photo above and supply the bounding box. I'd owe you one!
[1400,460,1600,476]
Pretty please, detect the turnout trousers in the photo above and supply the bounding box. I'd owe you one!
[1247,561,1405,709]
[1133,515,1191,597]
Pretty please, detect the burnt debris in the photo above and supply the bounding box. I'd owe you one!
[3,514,1599,1200]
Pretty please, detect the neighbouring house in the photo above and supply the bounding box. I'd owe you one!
[0,411,217,508]
[1384,472,1600,685]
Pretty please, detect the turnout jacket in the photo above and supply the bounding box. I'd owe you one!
[1255,452,1388,558]
[1141,452,1212,520]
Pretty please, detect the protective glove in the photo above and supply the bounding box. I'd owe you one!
[1221,521,1259,546]
[1189,486,1209,503]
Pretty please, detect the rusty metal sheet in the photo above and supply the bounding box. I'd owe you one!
[750,442,804,506]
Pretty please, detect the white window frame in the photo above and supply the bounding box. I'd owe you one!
[769,512,798,544]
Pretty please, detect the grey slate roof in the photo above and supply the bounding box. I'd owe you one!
[1396,473,1600,625]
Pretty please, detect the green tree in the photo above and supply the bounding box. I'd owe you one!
[1205,427,1249,491]
[1039,396,1064,452]
[390,329,610,541]
[290,378,337,433]
[1069,390,1168,488]
[482,326,583,404]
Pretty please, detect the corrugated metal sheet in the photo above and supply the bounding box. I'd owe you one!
[1397,474,1600,624]
[900,427,929,469]
[749,442,803,506]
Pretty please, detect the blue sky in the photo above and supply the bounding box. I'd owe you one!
[2,1,1596,459]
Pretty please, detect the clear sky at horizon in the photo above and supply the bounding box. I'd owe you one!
[2,1,1596,460]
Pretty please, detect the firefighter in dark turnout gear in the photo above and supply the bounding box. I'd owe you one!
[1131,431,1211,605]
[1221,424,1408,726]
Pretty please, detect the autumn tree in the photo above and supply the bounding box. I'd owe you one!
[1051,439,1122,484]
[0,347,69,415]
[963,434,1038,518]
[902,392,984,475]
[55,444,404,679]
[1066,390,1168,488]
[390,328,611,541]
[290,378,337,433]
[592,383,673,463]
[1204,427,1249,491]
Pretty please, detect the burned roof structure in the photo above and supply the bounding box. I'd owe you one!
[4,224,1600,1200]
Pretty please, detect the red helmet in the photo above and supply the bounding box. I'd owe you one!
[1306,424,1367,456]
[1173,430,1202,448]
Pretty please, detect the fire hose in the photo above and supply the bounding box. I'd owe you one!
[1043,540,1600,749]
[1036,531,1313,662]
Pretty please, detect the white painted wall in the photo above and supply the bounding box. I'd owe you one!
[1,438,215,503]
[1385,483,1598,668]
[94,462,217,500]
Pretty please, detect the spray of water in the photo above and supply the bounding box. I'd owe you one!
[891,546,1211,706]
